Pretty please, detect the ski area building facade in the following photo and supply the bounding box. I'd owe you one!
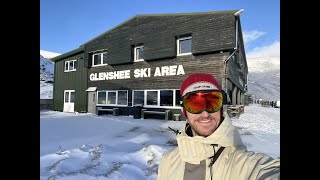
[51,10,248,121]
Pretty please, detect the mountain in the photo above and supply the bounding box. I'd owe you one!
[40,54,54,82]
[40,50,60,99]
[40,50,61,59]
[246,56,280,101]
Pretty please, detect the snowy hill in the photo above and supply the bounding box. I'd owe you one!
[246,56,280,101]
[40,55,54,82]
[40,50,61,59]
[40,50,60,99]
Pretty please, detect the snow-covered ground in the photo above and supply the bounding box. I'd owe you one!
[40,104,279,179]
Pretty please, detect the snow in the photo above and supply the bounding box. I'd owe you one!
[40,104,279,179]
[246,56,280,101]
[40,81,53,99]
[40,51,58,99]
[40,50,61,59]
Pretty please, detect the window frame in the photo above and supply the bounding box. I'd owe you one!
[96,90,128,106]
[134,45,144,62]
[132,89,182,108]
[64,60,77,72]
[92,51,108,67]
[177,36,192,56]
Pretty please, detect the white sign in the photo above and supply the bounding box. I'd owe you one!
[89,65,185,81]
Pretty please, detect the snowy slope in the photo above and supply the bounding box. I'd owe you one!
[246,56,280,101]
[40,55,54,81]
[40,50,60,99]
[40,50,61,59]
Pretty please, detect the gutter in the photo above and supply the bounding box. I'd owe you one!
[222,9,244,92]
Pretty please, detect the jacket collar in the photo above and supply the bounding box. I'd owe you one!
[176,111,244,164]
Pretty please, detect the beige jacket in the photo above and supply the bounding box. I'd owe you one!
[157,112,280,180]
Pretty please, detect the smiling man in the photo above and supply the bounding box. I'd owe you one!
[157,73,280,180]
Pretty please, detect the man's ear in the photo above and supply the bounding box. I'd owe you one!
[220,90,227,105]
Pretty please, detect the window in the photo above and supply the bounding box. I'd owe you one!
[175,90,182,106]
[177,36,192,56]
[92,52,108,66]
[133,89,181,107]
[97,90,128,106]
[134,45,144,62]
[64,60,77,72]
[107,91,117,105]
[98,91,106,104]
[146,91,158,106]
[64,90,75,103]
[133,91,144,106]
[118,91,128,105]
[160,90,173,106]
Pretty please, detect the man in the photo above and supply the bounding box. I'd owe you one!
[157,73,280,180]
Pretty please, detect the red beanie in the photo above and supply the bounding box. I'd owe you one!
[180,73,222,118]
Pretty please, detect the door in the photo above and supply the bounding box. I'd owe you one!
[63,90,75,112]
[87,91,96,114]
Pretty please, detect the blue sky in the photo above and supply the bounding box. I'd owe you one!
[40,0,279,57]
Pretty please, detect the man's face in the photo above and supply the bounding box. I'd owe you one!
[186,109,221,137]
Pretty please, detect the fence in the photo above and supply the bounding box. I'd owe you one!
[40,99,53,110]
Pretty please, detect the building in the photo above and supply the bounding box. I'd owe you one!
[51,10,248,120]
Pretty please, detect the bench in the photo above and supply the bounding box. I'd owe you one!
[96,107,119,116]
[141,109,172,120]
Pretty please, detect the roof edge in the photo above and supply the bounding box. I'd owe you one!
[51,47,84,62]
[80,9,240,47]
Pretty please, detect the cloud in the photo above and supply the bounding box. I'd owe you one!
[243,31,266,44]
[247,41,280,58]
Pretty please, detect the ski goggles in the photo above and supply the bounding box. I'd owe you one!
[182,90,223,114]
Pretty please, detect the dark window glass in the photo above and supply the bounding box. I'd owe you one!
[160,90,173,106]
[98,92,106,104]
[180,38,192,54]
[64,92,69,103]
[103,53,108,64]
[137,47,144,60]
[74,60,77,70]
[147,91,158,105]
[69,61,74,70]
[65,62,69,71]
[94,54,101,65]
[118,91,127,105]
[107,92,116,104]
[134,91,144,105]
[176,90,182,106]
[70,91,75,103]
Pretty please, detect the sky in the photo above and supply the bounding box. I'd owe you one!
[40,104,279,179]
[40,0,280,57]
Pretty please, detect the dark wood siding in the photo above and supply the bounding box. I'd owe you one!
[88,52,228,93]
[227,52,244,91]
[53,52,88,112]
[85,13,236,65]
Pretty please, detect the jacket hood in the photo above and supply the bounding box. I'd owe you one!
[176,111,245,164]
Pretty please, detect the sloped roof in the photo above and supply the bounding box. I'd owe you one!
[80,10,240,46]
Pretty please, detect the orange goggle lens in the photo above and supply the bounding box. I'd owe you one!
[183,90,223,114]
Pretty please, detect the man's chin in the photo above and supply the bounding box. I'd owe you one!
[193,128,215,137]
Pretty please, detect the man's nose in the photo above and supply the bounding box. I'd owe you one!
[199,110,210,117]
